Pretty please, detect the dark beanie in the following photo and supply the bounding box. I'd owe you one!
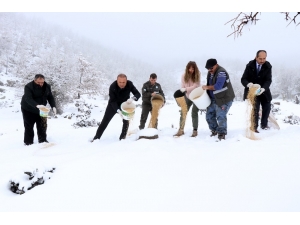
[205,58,217,69]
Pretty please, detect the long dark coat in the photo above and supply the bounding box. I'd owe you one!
[241,60,272,101]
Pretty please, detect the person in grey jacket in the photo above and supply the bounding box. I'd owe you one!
[20,74,56,145]
[139,73,165,129]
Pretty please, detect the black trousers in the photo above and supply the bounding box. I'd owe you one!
[21,108,47,144]
[139,103,157,129]
[94,104,129,140]
[254,95,271,129]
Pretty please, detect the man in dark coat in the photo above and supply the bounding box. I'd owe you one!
[139,73,165,130]
[92,73,141,141]
[241,50,272,132]
[21,74,56,145]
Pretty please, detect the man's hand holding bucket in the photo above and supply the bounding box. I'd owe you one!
[126,97,137,104]
[36,105,45,109]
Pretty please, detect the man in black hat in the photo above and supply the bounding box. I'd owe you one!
[20,74,56,145]
[241,50,272,132]
[202,59,235,140]
[92,73,141,142]
[139,73,165,130]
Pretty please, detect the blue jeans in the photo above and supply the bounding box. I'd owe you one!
[206,99,233,135]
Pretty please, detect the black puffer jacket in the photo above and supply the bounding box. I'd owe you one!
[21,81,56,114]
[108,80,141,112]
[241,60,272,101]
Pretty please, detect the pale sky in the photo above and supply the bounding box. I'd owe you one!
[4,0,299,67]
[22,12,300,67]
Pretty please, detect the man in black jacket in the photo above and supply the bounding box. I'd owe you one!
[139,73,165,130]
[92,74,141,141]
[21,74,56,145]
[241,50,272,132]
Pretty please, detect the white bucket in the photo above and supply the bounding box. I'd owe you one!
[189,87,211,109]
[39,107,50,117]
[121,102,136,120]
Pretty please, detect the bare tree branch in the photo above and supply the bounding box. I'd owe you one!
[226,12,299,38]
[281,12,300,26]
[225,12,260,38]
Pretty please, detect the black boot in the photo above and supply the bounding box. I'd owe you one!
[24,142,33,146]
[218,133,226,141]
[210,131,217,137]
[119,119,129,140]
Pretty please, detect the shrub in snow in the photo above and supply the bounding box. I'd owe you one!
[0,88,5,93]
[0,80,4,86]
[283,115,300,125]
[63,113,75,119]
[73,119,99,129]
[9,168,55,195]
[72,100,100,128]
[271,103,281,114]
[5,80,18,87]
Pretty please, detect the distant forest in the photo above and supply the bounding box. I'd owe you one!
[0,13,178,111]
[1,13,299,112]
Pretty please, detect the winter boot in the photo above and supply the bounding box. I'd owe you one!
[173,129,184,137]
[191,130,198,137]
[261,125,270,130]
[119,119,129,140]
[210,130,217,137]
[24,142,33,146]
[218,133,225,141]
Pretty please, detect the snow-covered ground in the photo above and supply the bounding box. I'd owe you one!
[1,82,300,223]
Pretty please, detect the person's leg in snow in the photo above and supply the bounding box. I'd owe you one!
[93,104,115,141]
[21,108,37,145]
[215,100,233,139]
[37,117,48,143]
[119,119,129,140]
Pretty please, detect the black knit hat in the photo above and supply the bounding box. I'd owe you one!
[173,89,185,98]
[205,58,217,69]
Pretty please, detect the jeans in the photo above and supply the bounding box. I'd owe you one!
[206,99,232,135]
